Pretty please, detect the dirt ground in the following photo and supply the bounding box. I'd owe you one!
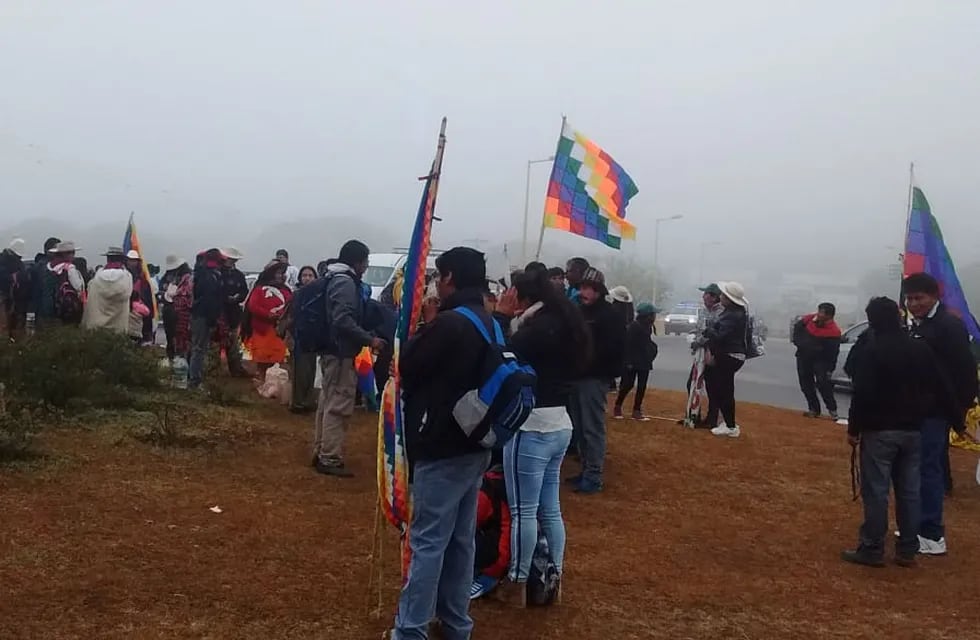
[2,388,979,640]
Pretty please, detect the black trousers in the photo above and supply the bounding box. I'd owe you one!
[797,356,837,414]
[615,367,650,412]
[704,355,743,428]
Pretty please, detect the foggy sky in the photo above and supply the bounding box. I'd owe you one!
[2,1,980,280]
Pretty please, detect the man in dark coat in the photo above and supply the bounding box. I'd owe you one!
[793,302,842,420]
[391,247,492,640]
[567,267,626,494]
[902,272,978,555]
[219,249,250,377]
[841,297,962,568]
[188,249,224,389]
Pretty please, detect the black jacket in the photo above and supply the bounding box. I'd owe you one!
[191,266,223,326]
[0,249,28,314]
[792,316,842,369]
[705,306,748,356]
[221,266,249,327]
[508,305,587,408]
[400,287,491,462]
[846,328,962,436]
[624,320,658,370]
[580,298,626,381]
[910,304,978,416]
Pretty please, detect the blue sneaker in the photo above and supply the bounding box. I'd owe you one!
[470,574,500,600]
[573,478,604,494]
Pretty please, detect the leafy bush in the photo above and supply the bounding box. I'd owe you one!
[0,327,161,410]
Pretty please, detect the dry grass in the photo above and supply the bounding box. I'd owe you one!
[1,388,978,640]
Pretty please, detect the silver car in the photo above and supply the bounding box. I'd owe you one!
[831,321,869,390]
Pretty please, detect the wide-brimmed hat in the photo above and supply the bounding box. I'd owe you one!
[699,283,723,297]
[220,247,244,261]
[609,285,633,304]
[717,281,748,307]
[48,241,80,254]
[8,238,25,257]
[126,250,141,260]
[102,246,126,257]
[164,254,185,270]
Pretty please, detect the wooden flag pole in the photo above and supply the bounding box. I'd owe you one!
[534,115,566,260]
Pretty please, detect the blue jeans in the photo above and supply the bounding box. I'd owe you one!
[919,418,948,541]
[858,430,921,558]
[188,316,211,388]
[393,450,490,640]
[568,378,608,485]
[503,429,572,581]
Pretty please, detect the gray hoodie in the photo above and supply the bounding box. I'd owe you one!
[323,263,374,358]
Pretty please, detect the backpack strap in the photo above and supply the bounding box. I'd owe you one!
[454,306,504,346]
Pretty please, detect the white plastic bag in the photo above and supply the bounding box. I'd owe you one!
[975,458,980,487]
[314,356,323,390]
[258,364,290,399]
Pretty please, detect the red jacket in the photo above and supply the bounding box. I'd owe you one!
[475,468,511,579]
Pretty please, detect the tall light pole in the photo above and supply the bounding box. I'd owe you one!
[651,214,683,305]
[521,156,555,266]
[698,241,722,285]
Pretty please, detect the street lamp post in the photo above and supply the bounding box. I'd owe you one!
[651,214,683,305]
[521,156,555,266]
[698,241,722,285]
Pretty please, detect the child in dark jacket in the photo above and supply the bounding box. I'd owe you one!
[614,303,659,420]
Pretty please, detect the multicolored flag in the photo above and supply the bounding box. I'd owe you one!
[543,118,639,250]
[355,347,378,410]
[122,213,157,316]
[904,185,980,341]
[377,118,447,579]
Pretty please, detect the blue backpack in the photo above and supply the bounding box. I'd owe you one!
[451,306,537,449]
[293,274,335,353]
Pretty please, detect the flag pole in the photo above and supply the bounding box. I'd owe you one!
[534,115,565,261]
[899,162,914,318]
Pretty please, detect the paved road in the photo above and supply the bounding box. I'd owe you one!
[650,336,851,414]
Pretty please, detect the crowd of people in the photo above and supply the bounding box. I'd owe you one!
[5,231,978,637]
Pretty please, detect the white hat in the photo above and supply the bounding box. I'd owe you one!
[126,250,141,260]
[608,285,633,304]
[220,247,244,261]
[48,241,80,254]
[164,254,185,270]
[717,281,748,307]
[8,238,25,257]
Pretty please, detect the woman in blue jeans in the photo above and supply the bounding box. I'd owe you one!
[494,267,593,606]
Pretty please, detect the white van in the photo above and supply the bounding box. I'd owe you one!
[364,251,442,300]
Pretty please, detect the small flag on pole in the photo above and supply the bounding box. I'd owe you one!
[904,185,980,341]
[122,213,157,317]
[543,119,639,249]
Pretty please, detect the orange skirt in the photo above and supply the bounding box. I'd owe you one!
[246,329,287,365]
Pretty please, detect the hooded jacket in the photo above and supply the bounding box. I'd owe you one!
[82,266,133,333]
[792,314,842,368]
[322,262,374,358]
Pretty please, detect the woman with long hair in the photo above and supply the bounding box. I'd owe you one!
[242,261,292,380]
[286,266,318,413]
[494,268,593,606]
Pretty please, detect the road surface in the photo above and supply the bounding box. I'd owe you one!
[650,336,851,415]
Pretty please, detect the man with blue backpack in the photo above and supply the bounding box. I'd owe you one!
[294,240,384,478]
[391,246,535,640]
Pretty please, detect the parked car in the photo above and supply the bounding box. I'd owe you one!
[363,251,441,300]
[830,321,869,390]
[663,302,701,336]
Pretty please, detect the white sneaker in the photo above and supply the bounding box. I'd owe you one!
[917,535,947,555]
[711,424,740,438]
